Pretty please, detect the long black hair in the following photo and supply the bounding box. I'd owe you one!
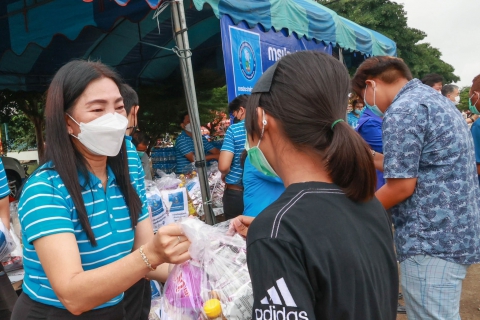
[245,51,376,202]
[43,60,142,246]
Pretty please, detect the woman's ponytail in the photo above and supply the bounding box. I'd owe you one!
[325,121,376,202]
[244,51,377,202]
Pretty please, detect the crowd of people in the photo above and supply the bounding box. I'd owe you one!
[1,50,480,320]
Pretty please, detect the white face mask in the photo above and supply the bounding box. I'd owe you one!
[454,95,460,105]
[68,113,128,157]
[184,123,192,132]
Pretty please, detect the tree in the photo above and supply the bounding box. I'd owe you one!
[0,90,45,160]
[318,0,460,82]
[457,87,471,111]
[6,112,37,151]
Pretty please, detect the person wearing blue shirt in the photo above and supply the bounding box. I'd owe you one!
[355,108,385,190]
[468,74,480,184]
[347,99,364,128]
[119,83,154,320]
[242,155,285,217]
[0,158,17,319]
[353,57,480,320]
[11,61,190,319]
[219,95,248,220]
[175,111,219,174]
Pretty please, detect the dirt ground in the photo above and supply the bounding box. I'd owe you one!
[396,264,480,320]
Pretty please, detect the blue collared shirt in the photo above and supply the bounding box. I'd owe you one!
[19,138,149,309]
[0,159,10,199]
[383,79,480,264]
[470,120,480,184]
[175,130,215,174]
[347,112,360,129]
[355,108,385,190]
[243,155,285,217]
[220,120,246,185]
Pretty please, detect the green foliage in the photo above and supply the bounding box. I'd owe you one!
[7,112,37,151]
[457,87,471,111]
[318,0,460,82]
[0,90,45,155]
[197,86,228,125]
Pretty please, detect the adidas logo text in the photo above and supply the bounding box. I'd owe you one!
[255,278,309,320]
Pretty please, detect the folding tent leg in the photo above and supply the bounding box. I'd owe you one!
[171,0,216,225]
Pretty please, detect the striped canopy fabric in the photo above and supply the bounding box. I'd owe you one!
[0,0,221,91]
[0,0,395,91]
[122,0,397,57]
[191,0,397,57]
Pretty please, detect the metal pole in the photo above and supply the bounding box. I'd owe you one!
[171,0,216,225]
[338,47,344,65]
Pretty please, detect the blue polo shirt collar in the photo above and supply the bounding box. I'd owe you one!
[78,165,116,190]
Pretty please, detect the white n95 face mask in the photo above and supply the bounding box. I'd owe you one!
[454,95,460,105]
[68,113,128,157]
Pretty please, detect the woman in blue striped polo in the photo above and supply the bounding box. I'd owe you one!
[11,61,190,320]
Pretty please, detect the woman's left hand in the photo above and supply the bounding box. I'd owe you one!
[145,224,191,267]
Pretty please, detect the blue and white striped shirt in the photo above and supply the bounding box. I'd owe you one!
[175,130,215,174]
[18,138,149,309]
[0,159,11,198]
[221,120,246,185]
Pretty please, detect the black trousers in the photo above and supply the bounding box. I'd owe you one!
[0,263,18,319]
[123,278,151,320]
[11,293,125,320]
[222,188,244,220]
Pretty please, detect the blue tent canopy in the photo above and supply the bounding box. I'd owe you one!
[191,0,396,57]
[0,0,396,92]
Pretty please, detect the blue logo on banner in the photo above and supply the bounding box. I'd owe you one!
[229,26,263,96]
[239,41,256,80]
[221,15,332,102]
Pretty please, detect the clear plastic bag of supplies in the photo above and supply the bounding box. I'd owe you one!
[156,171,182,190]
[2,201,23,271]
[0,219,16,262]
[149,280,164,320]
[163,218,253,320]
[207,163,224,210]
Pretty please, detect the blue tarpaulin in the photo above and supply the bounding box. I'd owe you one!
[0,0,396,91]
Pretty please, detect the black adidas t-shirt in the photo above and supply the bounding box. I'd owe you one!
[247,182,398,320]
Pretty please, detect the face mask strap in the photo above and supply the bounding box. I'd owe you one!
[66,113,81,139]
[69,133,80,140]
[67,113,80,126]
[472,92,480,106]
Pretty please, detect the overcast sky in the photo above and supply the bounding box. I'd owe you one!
[395,0,480,88]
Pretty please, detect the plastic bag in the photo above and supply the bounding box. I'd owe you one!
[0,220,16,262]
[163,218,253,320]
[149,280,164,320]
[186,177,203,216]
[10,201,21,242]
[146,181,167,232]
[186,165,224,217]
[2,227,23,272]
[156,171,182,190]
[206,163,224,210]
